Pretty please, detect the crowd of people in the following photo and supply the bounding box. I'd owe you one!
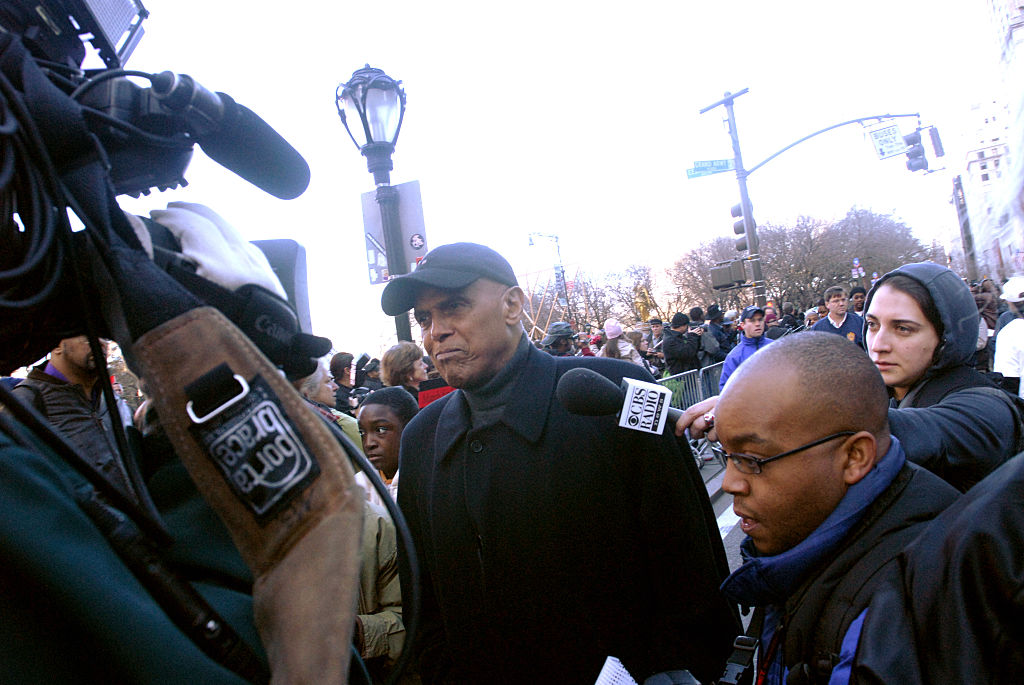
[4,237,1024,684]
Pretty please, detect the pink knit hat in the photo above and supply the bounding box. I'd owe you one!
[604,318,623,339]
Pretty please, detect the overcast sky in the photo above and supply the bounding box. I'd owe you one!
[115,1,998,357]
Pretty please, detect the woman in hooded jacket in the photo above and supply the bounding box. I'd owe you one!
[863,261,1023,491]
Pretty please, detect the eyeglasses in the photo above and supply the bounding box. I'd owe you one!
[724,431,856,475]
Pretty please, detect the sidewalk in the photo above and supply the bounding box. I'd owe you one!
[700,459,726,503]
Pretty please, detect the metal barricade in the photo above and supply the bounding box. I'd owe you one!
[658,362,725,409]
[660,363,728,470]
[657,369,703,410]
[699,361,724,399]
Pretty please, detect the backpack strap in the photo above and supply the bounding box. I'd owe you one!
[717,607,762,685]
[782,466,917,684]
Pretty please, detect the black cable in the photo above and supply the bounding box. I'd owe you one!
[0,380,171,545]
[320,417,421,685]
[349,643,372,685]
[0,58,69,315]
[70,68,153,101]
[80,106,195,148]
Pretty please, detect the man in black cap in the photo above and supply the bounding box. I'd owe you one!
[539,321,576,356]
[643,317,666,374]
[689,307,724,368]
[719,304,772,391]
[662,312,701,376]
[380,242,740,684]
[706,304,734,356]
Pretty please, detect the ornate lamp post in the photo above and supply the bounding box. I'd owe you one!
[336,65,411,340]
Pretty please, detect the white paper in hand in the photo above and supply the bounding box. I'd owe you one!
[594,656,638,685]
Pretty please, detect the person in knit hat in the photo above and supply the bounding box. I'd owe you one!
[596,318,643,365]
[663,312,701,375]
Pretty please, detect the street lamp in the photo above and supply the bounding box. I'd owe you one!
[336,64,412,341]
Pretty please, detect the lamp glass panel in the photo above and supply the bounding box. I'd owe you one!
[341,85,369,147]
[364,87,401,143]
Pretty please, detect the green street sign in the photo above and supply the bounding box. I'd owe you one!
[693,159,735,171]
[686,159,734,178]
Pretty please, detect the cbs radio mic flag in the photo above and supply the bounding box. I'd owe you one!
[617,377,673,435]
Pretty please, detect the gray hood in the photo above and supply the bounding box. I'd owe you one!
[863,262,979,373]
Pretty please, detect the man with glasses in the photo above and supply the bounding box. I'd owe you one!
[708,333,958,684]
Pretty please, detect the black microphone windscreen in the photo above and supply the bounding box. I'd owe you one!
[556,367,624,417]
[197,93,311,200]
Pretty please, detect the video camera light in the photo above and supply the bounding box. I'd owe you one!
[0,0,147,69]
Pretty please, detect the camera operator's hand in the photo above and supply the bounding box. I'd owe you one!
[145,202,286,298]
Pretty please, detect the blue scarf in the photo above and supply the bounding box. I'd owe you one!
[720,436,907,607]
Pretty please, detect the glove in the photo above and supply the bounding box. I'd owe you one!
[147,202,286,298]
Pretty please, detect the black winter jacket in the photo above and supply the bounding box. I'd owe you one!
[12,367,136,499]
[853,453,1024,683]
[398,343,741,683]
[662,327,700,375]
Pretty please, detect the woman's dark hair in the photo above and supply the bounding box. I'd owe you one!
[606,342,623,359]
[875,274,944,341]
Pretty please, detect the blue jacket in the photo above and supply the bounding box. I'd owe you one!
[719,333,771,391]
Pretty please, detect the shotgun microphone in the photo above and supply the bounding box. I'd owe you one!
[151,71,311,199]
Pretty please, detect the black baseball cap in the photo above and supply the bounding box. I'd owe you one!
[381,242,519,316]
[740,305,765,321]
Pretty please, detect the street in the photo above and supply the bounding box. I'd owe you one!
[699,456,744,573]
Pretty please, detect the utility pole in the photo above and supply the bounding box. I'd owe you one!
[700,90,767,307]
[700,88,923,306]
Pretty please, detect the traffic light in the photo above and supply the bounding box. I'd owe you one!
[929,127,944,157]
[731,202,753,251]
[903,131,928,172]
[711,259,747,290]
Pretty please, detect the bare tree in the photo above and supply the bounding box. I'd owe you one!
[663,208,929,313]
[665,237,748,313]
[573,273,618,333]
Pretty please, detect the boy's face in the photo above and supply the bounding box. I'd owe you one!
[357,403,404,479]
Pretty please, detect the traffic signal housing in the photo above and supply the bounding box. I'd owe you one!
[711,259,747,290]
[929,127,944,157]
[904,130,928,172]
[731,202,753,251]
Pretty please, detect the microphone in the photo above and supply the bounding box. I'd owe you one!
[150,71,311,200]
[556,367,682,434]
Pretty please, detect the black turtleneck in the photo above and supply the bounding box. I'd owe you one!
[463,333,531,429]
